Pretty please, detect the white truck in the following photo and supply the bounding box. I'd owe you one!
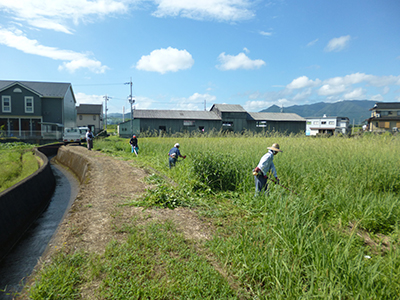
[78,126,89,141]
[62,127,81,145]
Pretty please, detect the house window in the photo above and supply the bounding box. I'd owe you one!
[223,122,233,127]
[93,115,96,120]
[329,121,335,125]
[313,121,319,125]
[321,121,326,125]
[79,115,83,120]
[256,121,267,127]
[2,96,11,112]
[25,96,34,113]
[381,111,389,116]
[306,121,311,125]
[397,111,400,116]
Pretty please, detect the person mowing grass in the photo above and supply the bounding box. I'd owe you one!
[168,143,186,169]
[129,134,139,155]
[253,143,282,195]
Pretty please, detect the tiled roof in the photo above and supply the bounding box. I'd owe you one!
[77,104,103,114]
[370,102,400,110]
[133,110,221,120]
[0,80,71,98]
[248,112,306,121]
[211,104,246,112]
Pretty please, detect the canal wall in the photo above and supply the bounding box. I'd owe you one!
[0,144,62,261]
[54,146,89,183]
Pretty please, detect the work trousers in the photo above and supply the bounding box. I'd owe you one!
[87,139,93,151]
[169,157,177,169]
[254,174,269,196]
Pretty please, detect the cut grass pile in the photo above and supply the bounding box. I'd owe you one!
[26,133,400,299]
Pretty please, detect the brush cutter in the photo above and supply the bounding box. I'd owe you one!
[267,175,298,196]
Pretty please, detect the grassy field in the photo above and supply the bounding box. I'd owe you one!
[27,133,400,299]
[0,142,40,193]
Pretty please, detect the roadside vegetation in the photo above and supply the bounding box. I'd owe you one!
[26,132,400,299]
[0,142,40,193]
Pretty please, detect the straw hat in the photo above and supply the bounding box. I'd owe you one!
[267,143,282,152]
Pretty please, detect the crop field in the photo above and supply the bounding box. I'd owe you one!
[0,142,40,193]
[28,133,400,299]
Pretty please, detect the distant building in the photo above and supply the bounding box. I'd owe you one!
[0,80,77,140]
[76,104,103,134]
[305,115,350,136]
[118,104,306,137]
[367,102,400,133]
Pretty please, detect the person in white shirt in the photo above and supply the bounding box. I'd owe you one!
[86,129,94,150]
[253,143,282,195]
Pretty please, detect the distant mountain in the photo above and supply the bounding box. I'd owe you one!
[261,100,377,124]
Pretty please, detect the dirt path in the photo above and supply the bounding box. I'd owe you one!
[38,146,213,265]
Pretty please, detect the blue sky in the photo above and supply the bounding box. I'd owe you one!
[0,0,399,114]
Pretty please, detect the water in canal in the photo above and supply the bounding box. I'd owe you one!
[0,160,78,299]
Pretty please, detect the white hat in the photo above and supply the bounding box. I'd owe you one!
[174,143,180,147]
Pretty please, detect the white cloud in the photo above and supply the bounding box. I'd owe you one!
[325,35,351,52]
[136,47,194,74]
[318,84,347,96]
[343,88,365,99]
[0,27,108,73]
[171,93,216,110]
[370,94,384,101]
[383,86,390,95]
[286,76,320,89]
[260,31,272,36]
[244,100,272,111]
[75,92,104,105]
[307,38,318,47]
[216,52,265,71]
[292,88,312,101]
[0,0,127,33]
[151,0,255,22]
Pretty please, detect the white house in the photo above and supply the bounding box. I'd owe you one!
[76,104,103,134]
[306,115,350,136]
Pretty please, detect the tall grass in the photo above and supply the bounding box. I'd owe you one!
[27,134,400,299]
[0,143,39,192]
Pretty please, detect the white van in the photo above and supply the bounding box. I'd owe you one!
[62,127,81,145]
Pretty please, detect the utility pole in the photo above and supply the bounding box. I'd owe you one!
[122,106,125,122]
[103,95,110,131]
[124,78,135,135]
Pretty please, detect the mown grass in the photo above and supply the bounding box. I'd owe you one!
[0,142,40,193]
[26,133,400,299]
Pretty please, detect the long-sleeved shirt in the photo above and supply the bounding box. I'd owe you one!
[256,150,277,178]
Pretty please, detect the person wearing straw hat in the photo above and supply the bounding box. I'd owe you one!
[168,143,186,169]
[253,143,282,195]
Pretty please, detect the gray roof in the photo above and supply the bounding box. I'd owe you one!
[77,104,103,114]
[133,110,220,120]
[211,104,246,112]
[0,80,72,98]
[248,112,306,121]
[370,102,400,110]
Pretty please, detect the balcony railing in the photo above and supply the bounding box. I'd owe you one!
[0,130,62,140]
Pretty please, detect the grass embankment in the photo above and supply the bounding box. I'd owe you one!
[0,143,40,193]
[27,133,400,299]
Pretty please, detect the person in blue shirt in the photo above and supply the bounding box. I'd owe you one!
[253,143,282,195]
[168,143,186,168]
